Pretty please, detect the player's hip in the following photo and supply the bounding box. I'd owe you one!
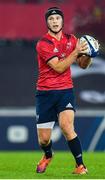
[35,88,76,125]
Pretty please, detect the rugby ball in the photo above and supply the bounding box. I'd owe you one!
[80,35,100,57]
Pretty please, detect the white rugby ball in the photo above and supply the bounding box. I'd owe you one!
[80,35,100,57]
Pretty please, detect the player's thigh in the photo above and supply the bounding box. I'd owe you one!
[58,110,76,140]
[56,88,76,115]
[35,90,57,124]
[58,109,75,130]
[57,88,75,130]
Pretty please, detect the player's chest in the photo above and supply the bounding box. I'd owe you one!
[53,40,74,58]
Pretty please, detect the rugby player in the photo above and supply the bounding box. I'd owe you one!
[35,7,89,174]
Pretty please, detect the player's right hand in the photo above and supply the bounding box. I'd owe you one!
[75,39,88,55]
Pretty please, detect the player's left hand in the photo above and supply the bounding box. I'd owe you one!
[76,54,92,69]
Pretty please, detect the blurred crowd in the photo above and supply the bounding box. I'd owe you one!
[0,0,67,3]
[0,0,104,55]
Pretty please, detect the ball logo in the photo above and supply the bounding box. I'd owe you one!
[93,39,98,49]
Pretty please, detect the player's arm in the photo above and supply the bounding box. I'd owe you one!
[47,40,88,73]
[47,50,78,73]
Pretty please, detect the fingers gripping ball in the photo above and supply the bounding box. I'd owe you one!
[77,35,100,69]
[76,55,92,69]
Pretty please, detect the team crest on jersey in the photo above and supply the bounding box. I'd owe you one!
[66,42,71,49]
[53,47,59,53]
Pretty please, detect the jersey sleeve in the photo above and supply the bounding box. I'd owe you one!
[36,40,58,63]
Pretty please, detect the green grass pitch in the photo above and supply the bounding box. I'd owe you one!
[0,151,105,179]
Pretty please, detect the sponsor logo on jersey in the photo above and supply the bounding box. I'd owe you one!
[53,47,59,53]
[66,42,71,49]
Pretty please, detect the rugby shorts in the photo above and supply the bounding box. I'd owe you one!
[35,88,76,128]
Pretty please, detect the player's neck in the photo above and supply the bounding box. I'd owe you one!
[48,30,62,41]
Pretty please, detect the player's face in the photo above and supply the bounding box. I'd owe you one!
[47,14,63,33]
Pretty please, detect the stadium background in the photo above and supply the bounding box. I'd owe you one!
[0,0,105,152]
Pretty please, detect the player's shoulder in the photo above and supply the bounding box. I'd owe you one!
[63,33,77,48]
[37,34,53,46]
[64,33,77,45]
[36,34,54,51]
[64,33,77,40]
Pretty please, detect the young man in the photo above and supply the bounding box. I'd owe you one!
[35,7,90,174]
